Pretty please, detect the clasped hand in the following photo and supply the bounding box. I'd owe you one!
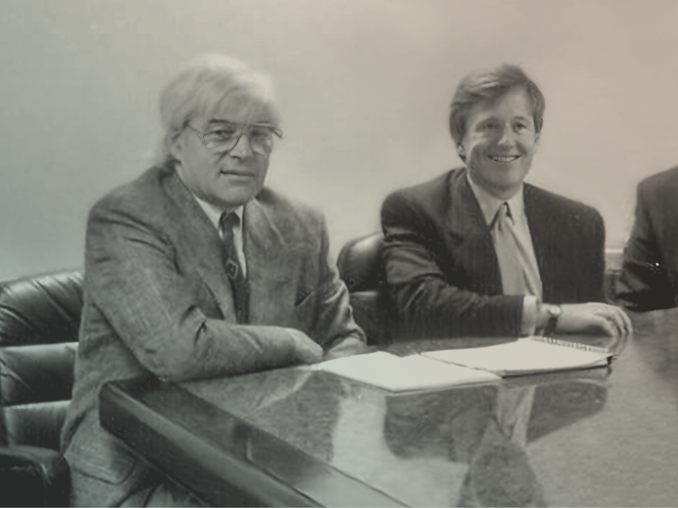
[288,329,369,364]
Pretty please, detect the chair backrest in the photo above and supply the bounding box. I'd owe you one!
[337,233,396,344]
[337,232,385,292]
[0,270,83,450]
[603,249,623,303]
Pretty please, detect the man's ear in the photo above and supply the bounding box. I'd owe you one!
[168,132,184,163]
[532,132,541,155]
[456,144,466,157]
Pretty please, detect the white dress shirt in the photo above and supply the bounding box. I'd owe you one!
[194,198,248,278]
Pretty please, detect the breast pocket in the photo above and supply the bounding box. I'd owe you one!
[294,287,314,307]
[290,286,318,335]
[192,277,224,319]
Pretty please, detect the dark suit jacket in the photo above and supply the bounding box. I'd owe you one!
[61,165,364,504]
[381,168,606,338]
[615,165,678,311]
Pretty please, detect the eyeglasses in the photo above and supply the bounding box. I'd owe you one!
[187,122,283,156]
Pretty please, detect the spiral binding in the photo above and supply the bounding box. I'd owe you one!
[523,336,610,355]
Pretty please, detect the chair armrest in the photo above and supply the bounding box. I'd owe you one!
[0,445,70,507]
[349,291,393,345]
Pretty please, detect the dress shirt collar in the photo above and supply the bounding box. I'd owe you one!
[466,172,525,226]
[193,198,244,233]
[193,197,248,277]
[173,165,244,231]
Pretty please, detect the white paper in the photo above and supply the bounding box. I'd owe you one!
[422,339,611,377]
[313,351,499,392]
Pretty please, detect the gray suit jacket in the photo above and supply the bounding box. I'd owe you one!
[61,165,364,501]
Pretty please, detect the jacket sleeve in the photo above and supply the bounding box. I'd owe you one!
[614,182,674,311]
[309,215,367,358]
[381,191,524,338]
[85,197,319,383]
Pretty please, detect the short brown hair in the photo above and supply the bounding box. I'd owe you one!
[449,64,545,154]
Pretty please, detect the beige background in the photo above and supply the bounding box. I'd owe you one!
[2,0,678,280]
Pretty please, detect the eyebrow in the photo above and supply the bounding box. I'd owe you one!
[206,119,274,126]
[477,115,533,126]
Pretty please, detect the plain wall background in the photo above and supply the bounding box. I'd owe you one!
[2,0,678,280]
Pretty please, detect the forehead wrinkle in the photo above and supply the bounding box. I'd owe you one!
[206,118,276,127]
[210,90,278,125]
[206,118,238,125]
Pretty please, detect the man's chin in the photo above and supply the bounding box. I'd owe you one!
[212,190,257,209]
[479,177,525,200]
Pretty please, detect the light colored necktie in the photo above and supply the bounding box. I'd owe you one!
[496,386,536,447]
[492,203,528,295]
[220,212,249,324]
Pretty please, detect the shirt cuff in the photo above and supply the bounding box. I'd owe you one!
[520,295,539,336]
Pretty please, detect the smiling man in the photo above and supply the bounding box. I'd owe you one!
[381,64,631,339]
[61,54,365,507]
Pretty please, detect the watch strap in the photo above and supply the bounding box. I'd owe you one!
[542,305,561,337]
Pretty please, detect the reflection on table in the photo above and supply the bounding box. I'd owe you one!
[101,309,678,507]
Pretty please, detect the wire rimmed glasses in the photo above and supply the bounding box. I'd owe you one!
[187,122,283,156]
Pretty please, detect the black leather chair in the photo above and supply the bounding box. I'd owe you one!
[337,232,397,345]
[603,249,623,304]
[0,270,83,507]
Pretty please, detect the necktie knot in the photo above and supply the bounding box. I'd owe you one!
[502,202,512,219]
[220,212,240,240]
[499,202,514,222]
[491,202,513,231]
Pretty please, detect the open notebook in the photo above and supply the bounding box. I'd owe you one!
[311,351,500,392]
[421,337,612,377]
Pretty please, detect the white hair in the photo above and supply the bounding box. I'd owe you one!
[152,54,279,167]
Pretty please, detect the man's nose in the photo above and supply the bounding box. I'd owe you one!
[229,132,254,158]
[496,125,516,148]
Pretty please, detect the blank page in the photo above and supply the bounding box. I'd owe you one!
[422,338,611,377]
[313,351,499,391]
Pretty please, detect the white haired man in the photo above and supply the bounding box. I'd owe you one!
[61,55,365,506]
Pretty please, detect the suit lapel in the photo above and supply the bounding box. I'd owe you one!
[446,170,503,295]
[446,171,488,243]
[243,194,299,325]
[163,169,238,320]
[524,184,568,302]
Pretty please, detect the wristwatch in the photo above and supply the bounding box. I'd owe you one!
[542,304,562,337]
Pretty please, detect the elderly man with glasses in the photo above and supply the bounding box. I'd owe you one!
[61,54,366,507]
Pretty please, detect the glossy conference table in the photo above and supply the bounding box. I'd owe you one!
[100,309,678,507]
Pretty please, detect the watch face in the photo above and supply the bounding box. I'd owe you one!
[549,305,562,318]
